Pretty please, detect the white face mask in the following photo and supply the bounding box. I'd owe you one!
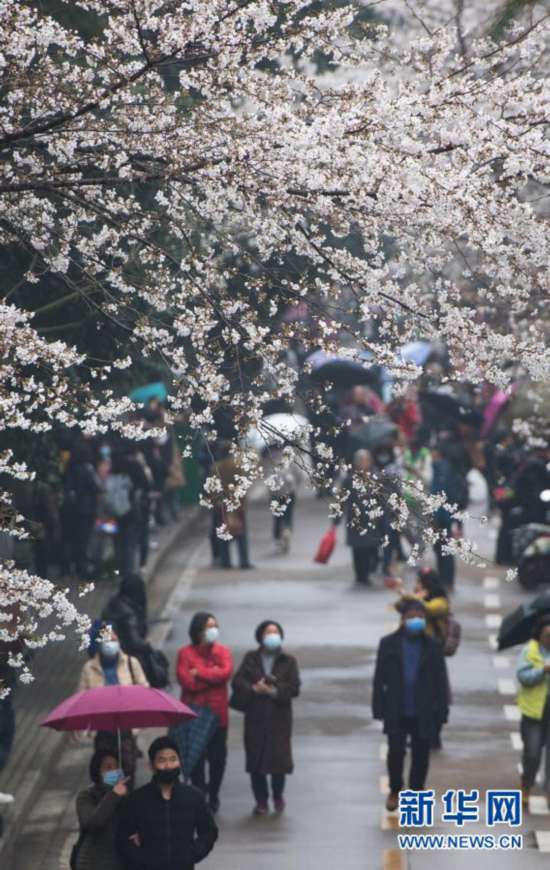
[204,626,219,645]
[263,633,282,653]
[101,640,120,659]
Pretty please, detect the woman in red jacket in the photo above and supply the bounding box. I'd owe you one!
[176,611,233,813]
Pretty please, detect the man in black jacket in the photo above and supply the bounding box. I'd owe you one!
[116,736,218,870]
[372,600,449,812]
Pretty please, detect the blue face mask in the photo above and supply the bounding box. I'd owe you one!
[263,633,282,653]
[102,768,123,788]
[405,617,426,635]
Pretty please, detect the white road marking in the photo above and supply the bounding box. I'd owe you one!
[529,796,550,816]
[510,732,523,751]
[379,743,388,761]
[535,831,550,852]
[484,594,501,609]
[488,634,498,650]
[503,705,521,722]
[379,774,389,794]
[483,576,500,590]
[492,655,511,669]
[497,678,516,695]
[486,614,502,629]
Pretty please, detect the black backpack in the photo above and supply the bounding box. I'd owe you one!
[140,646,170,689]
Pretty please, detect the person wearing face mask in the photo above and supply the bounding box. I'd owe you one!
[372,600,448,812]
[176,612,233,813]
[78,628,149,785]
[116,736,218,870]
[73,749,129,870]
[231,621,301,815]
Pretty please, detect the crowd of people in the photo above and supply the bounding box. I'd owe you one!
[0,398,185,585]
[70,609,300,869]
[1,344,550,862]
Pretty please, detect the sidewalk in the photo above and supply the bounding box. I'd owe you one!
[0,505,203,866]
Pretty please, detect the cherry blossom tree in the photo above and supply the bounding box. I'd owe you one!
[0,0,549,679]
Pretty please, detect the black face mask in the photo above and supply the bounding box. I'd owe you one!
[155,767,181,785]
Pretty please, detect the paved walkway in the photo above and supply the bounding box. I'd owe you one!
[8,491,550,869]
[0,507,201,867]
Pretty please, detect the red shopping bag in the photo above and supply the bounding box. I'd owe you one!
[314,526,337,564]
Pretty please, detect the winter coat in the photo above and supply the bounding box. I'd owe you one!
[231,649,300,775]
[64,461,101,517]
[177,643,233,729]
[116,780,218,870]
[78,652,148,690]
[75,785,124,870]
[372,628,448,739]
[516,639,550,720]
[340,474,382,550]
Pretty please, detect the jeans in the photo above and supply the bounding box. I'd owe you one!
[191,727,228,803]
[387,716,431,793]
[521,707,550,791]
[0,696,15,771]
[250,773,286,804]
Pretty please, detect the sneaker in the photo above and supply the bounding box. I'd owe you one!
[273,797,286,813]
[253,802,268,816]
[386,791,399,812]
[0,793,14,805]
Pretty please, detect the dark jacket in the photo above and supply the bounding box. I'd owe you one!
[102,594,148,657]
[337,473,382,550]
[75,785,124,870]
[372,628,449,739]
[116,780,217,870]
[64,461,101,516]
[231,649,300,775]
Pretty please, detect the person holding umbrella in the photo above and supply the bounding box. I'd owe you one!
[231,620,300,815]
[116,736,218,870]
[73,748,129,870]
[78,627,149,785]
[176,612,233,814]
[516,616,550,808]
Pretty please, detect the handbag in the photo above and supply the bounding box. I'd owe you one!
[314,526,337,564]
[228,689,250,713]
[444,616,462,657]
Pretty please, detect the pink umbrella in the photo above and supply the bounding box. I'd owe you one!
[42,685,196,733]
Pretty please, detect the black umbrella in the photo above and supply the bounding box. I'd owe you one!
[420,391,483,428]
[497,589,550,650]
[311,358,377,389]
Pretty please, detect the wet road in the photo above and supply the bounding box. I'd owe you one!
[158,491,550,870]
[9,488,550,869]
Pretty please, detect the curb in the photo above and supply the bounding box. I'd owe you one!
[0,506,203,863]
